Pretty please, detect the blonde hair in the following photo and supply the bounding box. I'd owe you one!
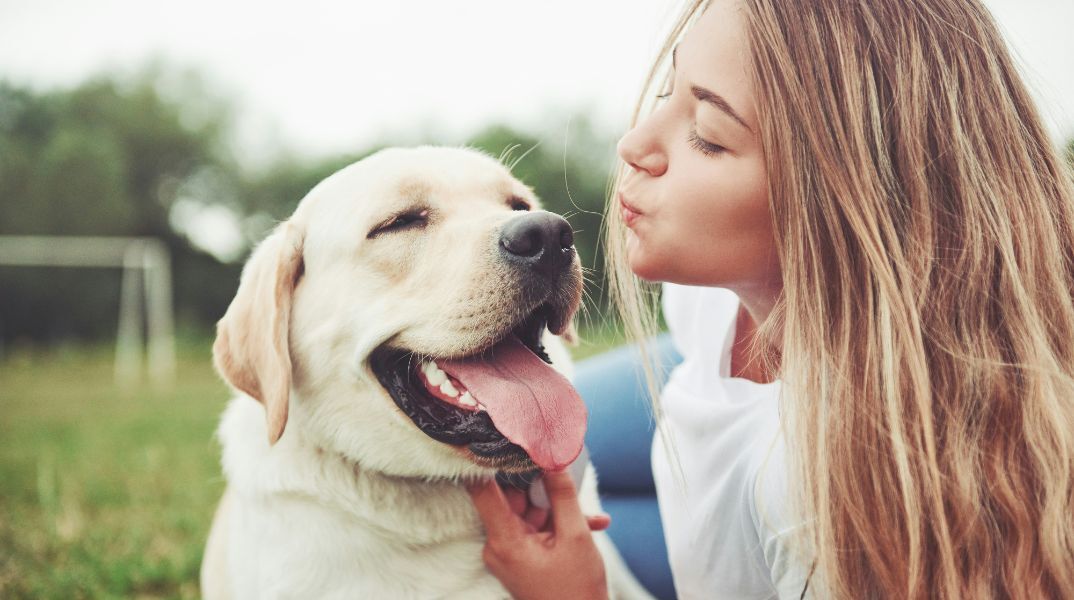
[606,0,1074,597]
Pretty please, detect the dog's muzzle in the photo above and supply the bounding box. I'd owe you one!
[369,304,586,473]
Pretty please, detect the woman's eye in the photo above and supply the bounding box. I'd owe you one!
[688,129,727,157]
[368,209,429,238]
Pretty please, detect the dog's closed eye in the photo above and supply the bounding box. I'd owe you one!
[508,196,531,211]
[367,208,430,238]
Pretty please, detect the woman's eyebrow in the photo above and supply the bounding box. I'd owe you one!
[672,44,754,134]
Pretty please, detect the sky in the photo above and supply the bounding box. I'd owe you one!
[2,0,1072,260]
[0,0,678,167]
[1,0,1072,168]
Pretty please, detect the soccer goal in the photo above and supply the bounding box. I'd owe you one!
[0,235,176,388]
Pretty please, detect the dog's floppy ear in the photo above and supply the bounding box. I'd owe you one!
[213,220,305,445]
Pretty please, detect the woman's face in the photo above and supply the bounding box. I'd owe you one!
[616,0,780,290]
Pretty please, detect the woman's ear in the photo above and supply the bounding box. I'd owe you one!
[213,221,305,445]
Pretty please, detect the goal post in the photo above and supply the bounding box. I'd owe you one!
[0,235,176,388]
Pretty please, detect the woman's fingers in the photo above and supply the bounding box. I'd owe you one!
[467,479,524,541]
[470,474,611,536]
[502,486,528,516]
[523,505,550,531]
[542,470,588,532]
[586,514,611,531]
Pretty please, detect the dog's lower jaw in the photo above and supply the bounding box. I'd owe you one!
[289,373,511,479]
[219,398,479,531]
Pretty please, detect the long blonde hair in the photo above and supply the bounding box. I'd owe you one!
[606,0,1074,597]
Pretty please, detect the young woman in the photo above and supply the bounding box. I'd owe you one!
[468,0,1074,597]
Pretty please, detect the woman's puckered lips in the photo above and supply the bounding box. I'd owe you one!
[618,192,644,227]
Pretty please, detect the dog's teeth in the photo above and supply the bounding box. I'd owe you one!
[458,392,477,407]
[425,363,448,386]
[439,380,459,397]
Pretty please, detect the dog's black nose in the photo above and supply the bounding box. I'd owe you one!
[499,211,574,277]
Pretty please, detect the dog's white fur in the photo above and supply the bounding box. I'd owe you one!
[200,146,653,599]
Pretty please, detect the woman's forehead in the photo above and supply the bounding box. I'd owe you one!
[677,1,758,130]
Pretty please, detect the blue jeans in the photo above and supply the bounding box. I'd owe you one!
[574,334,681,600]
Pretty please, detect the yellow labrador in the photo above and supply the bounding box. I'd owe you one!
[200,146,652,599]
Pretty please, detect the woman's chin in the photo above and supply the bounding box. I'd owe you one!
[626,236,667,282]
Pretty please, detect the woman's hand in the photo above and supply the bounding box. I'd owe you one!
[468,470,611,600]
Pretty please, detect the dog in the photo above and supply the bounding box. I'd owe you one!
[199,146,653,599]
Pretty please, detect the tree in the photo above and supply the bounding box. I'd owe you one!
[0,65,623,345]
[0,71,240,343]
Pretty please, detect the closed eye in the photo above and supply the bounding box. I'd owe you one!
[367,208,429,238]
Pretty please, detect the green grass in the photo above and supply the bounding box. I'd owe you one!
[0,328,628,598]
[0,336,228,599]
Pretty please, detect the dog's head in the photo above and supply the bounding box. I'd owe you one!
[212,146,585,480]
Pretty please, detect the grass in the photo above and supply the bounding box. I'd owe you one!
[0,336,227,599]
[0,327,627,598]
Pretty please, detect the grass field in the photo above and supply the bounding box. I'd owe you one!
[0,327,626,599]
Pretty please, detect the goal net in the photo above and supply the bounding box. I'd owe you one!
[0,235,176,388]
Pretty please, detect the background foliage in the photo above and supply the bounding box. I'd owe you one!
[0,67,620,347]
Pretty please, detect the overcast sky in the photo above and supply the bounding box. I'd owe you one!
[1,0,1071,165]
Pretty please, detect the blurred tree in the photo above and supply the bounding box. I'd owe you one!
[0,65,626,346]
[0,72,241,343]
[29,126,132,234]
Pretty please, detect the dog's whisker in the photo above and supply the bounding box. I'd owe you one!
[499,143,522,166]
[559,117,604,220]
[507,141,541,172]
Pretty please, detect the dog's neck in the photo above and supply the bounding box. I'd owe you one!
[220,397,486,547]
[325,442,469,487]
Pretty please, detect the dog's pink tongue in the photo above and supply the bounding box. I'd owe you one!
[439,336,587,471]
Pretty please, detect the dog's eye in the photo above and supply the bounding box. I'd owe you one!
[509,197,531,211]
[368,209,429,238]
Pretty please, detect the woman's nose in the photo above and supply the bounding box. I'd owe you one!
[616,125,668,177]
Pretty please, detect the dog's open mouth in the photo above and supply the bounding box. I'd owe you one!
[369,305,587,472]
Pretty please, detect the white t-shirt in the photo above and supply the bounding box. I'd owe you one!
[652,283,814,599]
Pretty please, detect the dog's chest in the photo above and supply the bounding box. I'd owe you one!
[219,406,507,597]
[227,489,507,599]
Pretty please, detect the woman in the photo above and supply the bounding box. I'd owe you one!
[468,0,1074,597]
